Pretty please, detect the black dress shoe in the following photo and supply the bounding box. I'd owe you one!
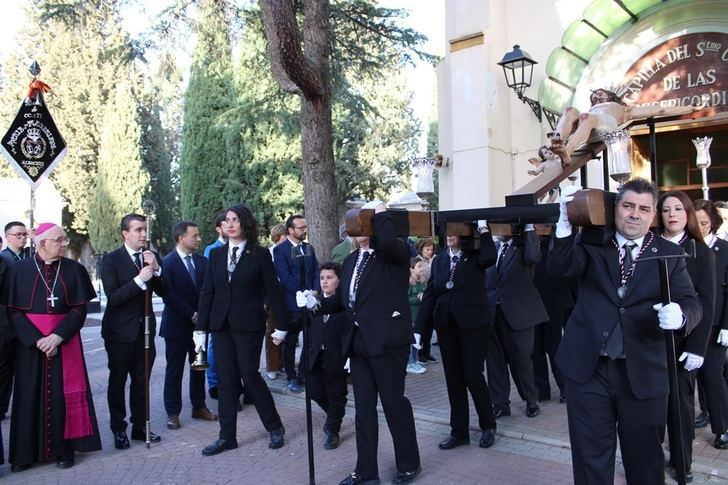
[57,455,75,469]
[269,426,285,449]
[167,415,181,429]
[559,394,567,404]
[438,434,469,450]
[493,407,511,419]
[526,402,541,418]
[11,463,32,473]
[479,429,495,448]
[392,467,421,484]
[324,431,340,450]
[131,429,162,443]
[113,430,130,449]
[338,472,381,485]
[695,410,709,428]
[202,438,238,456]
[714,432,728,449]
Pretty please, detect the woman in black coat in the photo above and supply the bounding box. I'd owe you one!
[657,191,716,480]
[693,199,728,449]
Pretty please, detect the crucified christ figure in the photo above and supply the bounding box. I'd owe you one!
[549,88,699,164]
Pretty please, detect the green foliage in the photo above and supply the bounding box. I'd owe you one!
[88,78,151,253]
[179,0,236,244]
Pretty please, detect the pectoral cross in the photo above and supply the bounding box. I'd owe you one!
[47,293,58,308]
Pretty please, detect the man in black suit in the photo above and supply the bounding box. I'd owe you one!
[101,213,167,449]
[549,179,701,484]
[273,214,320,393]
[161,222,217,430]
[415,223,498,450]
[194,205,288,456]
[0,221,30,420]
[486,225,548,418]
[298,202,420,485]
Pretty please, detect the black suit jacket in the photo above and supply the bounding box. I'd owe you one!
[711,237,728,330]
[549,232,701,399]
[415,233,497,333]
[196,243,288,333]
[273,239,321,314]
[318,212,411,357]
[307,311,347,372]
[486,230,549,329]
[101,246,167,343]
[676,235,715,357]
[160,251,206,340]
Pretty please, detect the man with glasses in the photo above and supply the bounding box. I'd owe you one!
[272,215,320,393]
[4,223,101,472]
[0,221,30,422]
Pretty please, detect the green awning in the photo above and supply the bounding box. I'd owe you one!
[538,0,664,115]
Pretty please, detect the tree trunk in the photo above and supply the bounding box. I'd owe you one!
[260,0,339,258]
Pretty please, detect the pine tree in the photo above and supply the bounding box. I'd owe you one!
[88,78,150,253]
[179,0,236,244]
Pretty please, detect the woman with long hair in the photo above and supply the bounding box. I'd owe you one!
[692,199,728,450]
[657,191,716,481]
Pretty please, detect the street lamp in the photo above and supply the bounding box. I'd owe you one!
[693,136,713,200]
[603,130,632,186]
[497,45,555,128]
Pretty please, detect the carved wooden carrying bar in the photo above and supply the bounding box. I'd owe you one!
[345,209,433,237]
[567,189,614,227]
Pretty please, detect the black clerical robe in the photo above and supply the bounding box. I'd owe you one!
[4,255,101,466]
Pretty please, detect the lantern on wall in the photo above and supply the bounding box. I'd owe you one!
[693,136,713,200]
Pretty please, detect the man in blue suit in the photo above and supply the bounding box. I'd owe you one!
[273,215,320,393]
[161,222,218,430]
[203,213,227,398]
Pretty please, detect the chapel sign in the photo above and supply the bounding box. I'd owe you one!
[620,32,728,115]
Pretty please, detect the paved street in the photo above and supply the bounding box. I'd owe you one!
[1,310,727,484]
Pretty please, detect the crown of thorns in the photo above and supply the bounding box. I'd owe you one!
[591,84,628,99]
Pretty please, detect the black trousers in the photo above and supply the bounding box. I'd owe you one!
[214,329,281,441]
[438,317,495,436]
[350,330,420,480]
[531,318,565,399]
[565,358,666,485]
[283,314,303,381]
[0,334,16,415]
[163,337,206,417]
[104,326,156,432]
[309,350,348,434]
[487,306,538,409]
[697,327,728,435]
[418,317,434,361]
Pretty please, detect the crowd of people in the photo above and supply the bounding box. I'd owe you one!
[0,182,728,484]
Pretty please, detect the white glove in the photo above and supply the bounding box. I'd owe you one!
[477,220,488,234]
[678,352,704,371]
[193,331,207,352]
[343,358,351,372]
[653,302,685,330]
[295,290,317,309]
[271,329,287,344]
[524,223,535,231]
[555,185,579,238]
[718,329,728,347]
[413,333,422,350]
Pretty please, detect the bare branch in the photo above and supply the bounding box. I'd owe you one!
[258,0,323,97]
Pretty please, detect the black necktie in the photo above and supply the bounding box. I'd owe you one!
[185,255,196,287]
[604,242,636,359]
[497,243,509,271]
[449,255,459,281]
[133,252,142,271]
[231,247,239,265]
[353,251,371,295]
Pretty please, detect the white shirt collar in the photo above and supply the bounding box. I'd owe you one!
[448,248,462,258]
[229,240,246,253]
[124,244,144,258]
[615,232,646,250]
[287,236,302,247]
[217,236,226,244]
[176,246,193,259]
[705,233,717,248]
[661,231,685,245]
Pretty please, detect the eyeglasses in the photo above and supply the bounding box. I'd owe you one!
[8,232,28,238]
[293,225,308,230]
[224,217,241,224]
[49,237,69,245]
